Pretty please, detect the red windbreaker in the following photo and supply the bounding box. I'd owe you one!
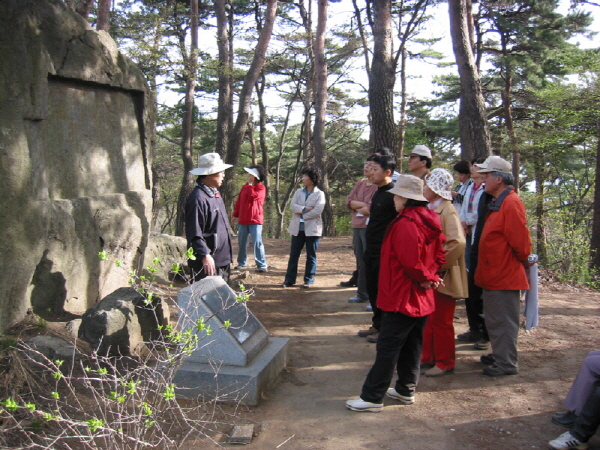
[377,207,446,317]
[232,183,266,225]
[475,189,531,290]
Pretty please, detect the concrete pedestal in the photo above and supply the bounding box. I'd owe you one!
[174,337,288,406]
[173,277,288,405]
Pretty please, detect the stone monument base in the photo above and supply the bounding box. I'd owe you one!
[174,337,288,406]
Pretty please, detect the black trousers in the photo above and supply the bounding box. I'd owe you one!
[360,311,428,403]
[465,268,488,339]
[364,250,383,330]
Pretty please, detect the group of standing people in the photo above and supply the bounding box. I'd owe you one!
[345,146,535,416]
[184,152,327,290]
[183,150,589,450]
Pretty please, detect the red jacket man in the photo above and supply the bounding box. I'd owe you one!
[475,156,532,377]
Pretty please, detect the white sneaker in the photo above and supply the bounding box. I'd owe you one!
[386,388,415,405]
[345,397,383,412]
[549,431,589,450]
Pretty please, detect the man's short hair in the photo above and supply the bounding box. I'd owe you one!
[490,171,514,186]
[368,154,396,174]
[453,160,471,175]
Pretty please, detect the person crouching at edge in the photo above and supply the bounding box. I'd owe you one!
[346,174,446,413]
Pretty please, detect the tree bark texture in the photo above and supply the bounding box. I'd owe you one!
[591,136,600,271]
[175,0,198,236]
[299,0,314,162]
[313,0,334,236]
[448,0,492,161]
[215,0,233,158]
[533,154,547,265]
[96,0,111,31]
[369,0,397,151]
[75,0,94,19]
[221,0,278,211]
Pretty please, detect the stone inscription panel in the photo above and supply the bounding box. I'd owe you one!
[202,284,261,345]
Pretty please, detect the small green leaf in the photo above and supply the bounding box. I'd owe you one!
[185,247,196,260]
[98,251,109,261]
[162,384,176,401]
[87,418,105,433]
[2,398,18,411]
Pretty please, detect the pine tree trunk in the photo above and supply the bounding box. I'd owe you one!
[174,0,198,237]
[313,0,334,236]
[221,0,278,211]
[369,0,397,150]
[590,136,600,271]
[448,0,492,160]
[215,0,232,158]
[96,0,111,31]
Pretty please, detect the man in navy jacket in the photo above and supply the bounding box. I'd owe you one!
[185,153,233,282]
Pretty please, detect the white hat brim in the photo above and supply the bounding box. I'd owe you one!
[190,162,233,175]
[244,167,260,179]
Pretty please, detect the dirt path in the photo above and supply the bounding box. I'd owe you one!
[200,236,600,450]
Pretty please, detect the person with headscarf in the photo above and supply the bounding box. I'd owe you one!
[421,168,468,377]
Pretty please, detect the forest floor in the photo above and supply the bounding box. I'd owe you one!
[191,235,600,450]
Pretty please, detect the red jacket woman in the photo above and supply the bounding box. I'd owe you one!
[231,165,268,271]
[347,174,446,413]
[233,182,266,225]
[377,206,446,316]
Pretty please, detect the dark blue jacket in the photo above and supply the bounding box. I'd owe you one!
[185,183,233,268]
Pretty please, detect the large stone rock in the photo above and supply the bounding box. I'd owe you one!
[24,335,78,364]
[78,287,168,357]
[0,0,155,331]
[144,233,189,283]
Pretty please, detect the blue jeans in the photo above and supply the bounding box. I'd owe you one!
[237,224,267,269]
[284,231,321,285]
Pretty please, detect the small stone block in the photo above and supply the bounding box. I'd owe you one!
[227,424,254,444]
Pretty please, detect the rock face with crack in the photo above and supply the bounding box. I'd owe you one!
[0,0,155,331]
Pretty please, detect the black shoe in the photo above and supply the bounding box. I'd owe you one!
[474,339,490,350]
[552,410,578,429]
[340,278,357,288]
[482,364,518,376]
[281,282,294,288]
[457,330,481,342]
[480,354,495,365]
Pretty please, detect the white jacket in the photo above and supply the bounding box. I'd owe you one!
[287,186,326,236]
[459,181,485,242]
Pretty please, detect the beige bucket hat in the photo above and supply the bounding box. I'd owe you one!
[388,174,428,202]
